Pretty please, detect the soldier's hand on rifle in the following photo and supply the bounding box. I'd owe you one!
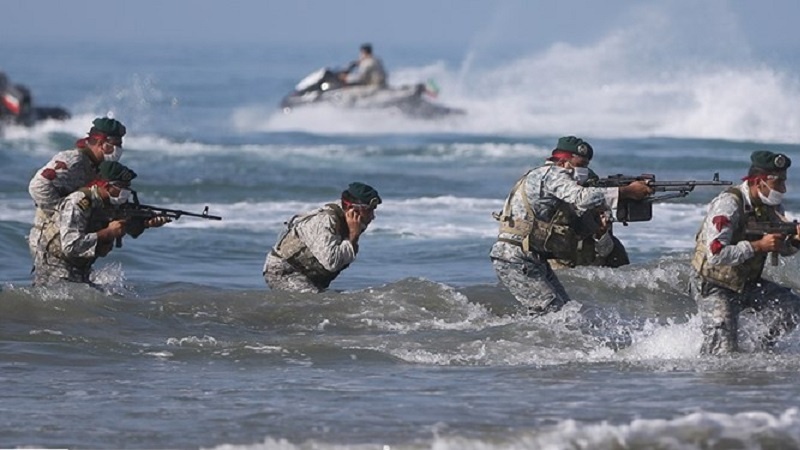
[96,240,114,257]
[97,219,126,242]
[752,233,785,253]
[595,211,611,239]
[144,216,171,228]
[619,180,654,200]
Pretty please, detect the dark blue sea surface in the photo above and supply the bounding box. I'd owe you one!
[2,38,800,449]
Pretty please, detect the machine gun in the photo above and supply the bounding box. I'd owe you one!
[590,172,732,223]
[745,220,800,266]
[107,192,222,247]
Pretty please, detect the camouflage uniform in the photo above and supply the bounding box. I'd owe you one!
[263,204,357,293]
[550,168,630,269]
[32,188,111,285]
[490,162,619,315]
[28,148,101,257]
[550,227,628,269]
[690,182,800,355]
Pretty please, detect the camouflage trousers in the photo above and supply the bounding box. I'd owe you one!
[263,252,324,294]
[490,241,571,316]
[31,249,93,286]
[690,273,800,355]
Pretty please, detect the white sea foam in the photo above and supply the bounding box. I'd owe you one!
[204,409,800,450]
[253,4,800,143]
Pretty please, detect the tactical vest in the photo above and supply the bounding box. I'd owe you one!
[40,189,105,268]
[691,187,773,293]
[494,169,598,260]
[273,203,350,289]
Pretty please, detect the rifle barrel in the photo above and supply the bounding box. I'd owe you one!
[126,204,223,220]
[651,181,733,186]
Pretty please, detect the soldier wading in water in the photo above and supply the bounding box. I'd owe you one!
[490,136,652,316]
[691,150,800,355]
[263,182,381,293]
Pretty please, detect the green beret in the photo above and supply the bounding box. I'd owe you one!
[345,182,382,207]
[555,136,593,160]
[750,150,791,172]
[90,117,127,139]
[97,161,137,184]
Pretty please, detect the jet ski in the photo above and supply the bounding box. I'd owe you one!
[280,67,465,119]
[0,72,71,127]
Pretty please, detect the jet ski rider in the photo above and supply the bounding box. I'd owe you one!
[339,43,387,88]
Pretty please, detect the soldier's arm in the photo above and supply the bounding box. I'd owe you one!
[58,197,101,259]
[296,214,356,272]
[704,193,756,266]
[29,154,79,210]
[541,168,612,213]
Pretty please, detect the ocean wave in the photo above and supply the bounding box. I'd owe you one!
[5,275,800,369]
[203,408,800,450]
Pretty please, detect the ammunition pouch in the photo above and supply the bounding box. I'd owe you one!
[529,219,581,260]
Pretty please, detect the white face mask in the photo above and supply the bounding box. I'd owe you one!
[758,182,784,206]
[104,145,123,163]
[572,167,590,184]
[109,188,131,206]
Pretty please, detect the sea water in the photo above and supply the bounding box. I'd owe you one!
[2,28,800,450]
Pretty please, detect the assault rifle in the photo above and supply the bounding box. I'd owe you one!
[113,202,223,222]
[590,172,732,223]
[745,221,800,238]
[745,220,800,266]
[107,192,222,247]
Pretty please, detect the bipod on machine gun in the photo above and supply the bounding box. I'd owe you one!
[591,172,733,224]
[109,191,222,247]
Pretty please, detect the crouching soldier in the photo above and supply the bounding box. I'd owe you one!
[263,182,381,293]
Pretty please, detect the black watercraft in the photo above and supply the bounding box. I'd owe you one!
[1,72,70,127]
[280,67,464,119]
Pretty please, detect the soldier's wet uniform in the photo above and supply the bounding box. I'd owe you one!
[27,117,126,260]
[490,159,618,316]
[263,204,357,293]
[691,173,800,355]
[28,148,102,257]
[263,182,380,294]
[32,188,111,285]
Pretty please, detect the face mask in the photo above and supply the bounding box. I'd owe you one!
[104,145,123,163]
[758,182,784,206]
[573,167,590,184]
[109,188,131,206]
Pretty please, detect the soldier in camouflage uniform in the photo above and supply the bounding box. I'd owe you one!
[490,136,652,316]
[32,161,168,286]
[263,182,382,293]
[550,168,630,270]
[28,117,127,258]
[690,150,800,355]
